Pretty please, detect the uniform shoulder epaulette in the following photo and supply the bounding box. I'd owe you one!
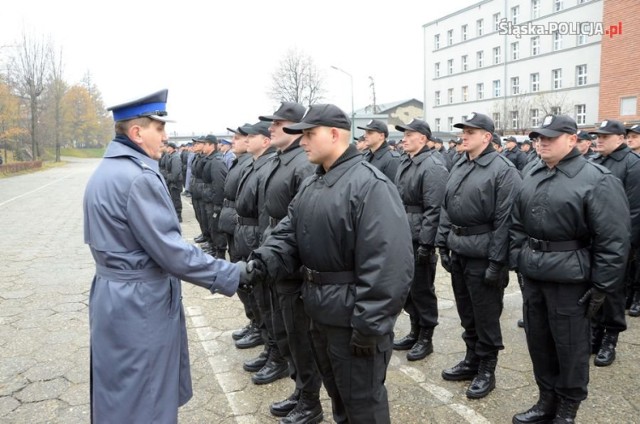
[587,161,612,175]
[389,150,401,158]
[494,154,516,168]
[126,156,153,172]
[361,161,388,182]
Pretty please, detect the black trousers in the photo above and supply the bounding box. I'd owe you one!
[272,280,322,394]
[168,186,182,219]
[450,254,506,357]
[192,197,206,236]
[251,281,278,348]
[198,200,210,242]
[523,278,590,401]
[310,322,392,424]
[403,244,438,329]
[204,203,227,254]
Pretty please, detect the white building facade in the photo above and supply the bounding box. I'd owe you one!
[423,0,603,134]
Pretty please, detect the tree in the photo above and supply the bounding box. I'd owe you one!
[8,31,52,159]
[0,78,27,163]
[533,91,571,117]
[268,48,325,107]
[62,85,103,148]
[48,45,66,162]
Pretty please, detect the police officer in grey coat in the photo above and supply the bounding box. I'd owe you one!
[83,89,250,423]
[510,115,630,423]
[359,119,400,181]
[251,104,413,424]
[436,113,522,400]
[392,119,449,362]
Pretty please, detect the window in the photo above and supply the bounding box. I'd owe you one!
[576,65,587,86]
[554,0,563,12]
[448,59,454,75]
[551,106,562,115]
[511,42,519,60]
[621,97,638,116]
[493,112,501,129]
[553,32,563,50]
[435,118,441,132]
[575,104,586,125]
[531,0,541,19]
[477,19,484,36]
[577,33,588,46]
[435,91,441,106]
[493,46,501,64]
[477,50,484,68]
[493,80,501,97]
[531,36,540,56]
[448,117,454,131]
[511,111,519,129]
[552,69,562,89]
[461,24,468,41]
[511,77,520,95]
[462,86,468,102]
[477,83,484,100]
[530,73,540,92]
[434,34,440,50]
[435,62,440,78]
[448,29,454,46]
[461,55,468,71]
[531,109,540,127]
[448,88,454,104]
[511,6,519,24]
[493,13,501,31]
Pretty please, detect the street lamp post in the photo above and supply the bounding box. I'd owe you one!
[330,65,355,137]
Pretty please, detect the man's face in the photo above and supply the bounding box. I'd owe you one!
[232,134,247,154]
[460,127,490,154]
[137,120,168,160]
[538,133,576,164]
[193,142,203,153]
[219,143,231,153]
[521,143,531,152]
[627,133,640,152]
[204,143,216,155]
[300,126,333,164]
[401,130,426,155]
[364,130,384,149]
[575,137,591,155]
[246,134,269,156]
[506,140,517,150]
[269,120,296,149]
[595,133,624,156]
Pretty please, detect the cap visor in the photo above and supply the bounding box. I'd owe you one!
[148,114,175,123]
[453,122,483,130]
[226,127,239,134]
[283,122,318,134]
[394,124,412,132]
[529,128,565,138]
[589,129,620,135]
[258,114,284,122]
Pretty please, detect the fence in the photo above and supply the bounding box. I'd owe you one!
[0,161,43,175]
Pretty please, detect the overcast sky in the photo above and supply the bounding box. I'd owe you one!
[1,0,478,136]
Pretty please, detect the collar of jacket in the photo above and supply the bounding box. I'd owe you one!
[406,145,432,165]
[278,139,305,165]
[367,141,391,159]
[254,146,277,169]
[316,144,362,186]
[461,143,497,167]
[606,143,632,162]
[531,147,584,177]
[105,137,159,173]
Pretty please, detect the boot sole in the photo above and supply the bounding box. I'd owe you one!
[235,339,264,349]
[466,380,496,399]
[441,371,478,381]
[280,411,324,424]
[270,404,296,417]
[393,344,415,351]
[243,362,267,372]
[252,367,290,385]
[594,355,615,367]
[512,416,554,424]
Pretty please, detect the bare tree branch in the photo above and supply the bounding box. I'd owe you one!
[268,48,325,107]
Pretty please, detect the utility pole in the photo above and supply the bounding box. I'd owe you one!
[369,76,377,113]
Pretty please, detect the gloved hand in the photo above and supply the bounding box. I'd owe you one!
[439,248,452,273]
[416,244,433,265]
[577,288,606,319]
[349,330,377,357]
[236,260,266,291]
[483,261,505,288]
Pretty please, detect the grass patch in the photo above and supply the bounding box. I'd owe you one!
[60,148,105,158]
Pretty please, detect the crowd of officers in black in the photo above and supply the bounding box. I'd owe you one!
[159,104,640,424]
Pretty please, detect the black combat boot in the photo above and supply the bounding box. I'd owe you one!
[194,234,206,243]
[512,390,557,423]
[591,326,604,354]
[629,292,640,317]
[232,321,252,341]
[235,322,263,349]
[407,327,434,361]
[466,355,497,399]
[393,322,419,350]
[442,349,479,381]
[270,388,300,417]
[243,345,269,372]
[594,331,618,367]
[280,391,323,424]
[252,347,290,385]
[551,397,580,423]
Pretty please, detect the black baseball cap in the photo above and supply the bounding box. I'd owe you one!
[357,119,389,138]
[491,133,502,144]
[627,124,640,135]
[227,123,252,134]
[454,112,495,133]
[353,135,365,142]
[504,136,517,143]
[395,119,432,139]
[259,102,306,123]
[240,121,271,137]
[529,115,578,138]
[283,104,351,134]
[589,119,626,135]
[432,137,443,144]
[577,130,593,141]
[203,134,218,144]
[191,135,204,143]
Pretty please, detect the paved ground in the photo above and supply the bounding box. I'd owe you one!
[1,157,639,423]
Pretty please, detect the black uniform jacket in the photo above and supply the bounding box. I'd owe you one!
[201,152,227,206]
[510,149,630,291]
[395,146,448,245]
[363,141,400,181]
[219,153,252,235]
[254,145,414,337]
[436,144,522,263]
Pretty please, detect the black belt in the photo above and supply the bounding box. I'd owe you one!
[528,237,589,252]
[301,266,355,285]
[451,223,493,236]
[404,205,423,213]
[237,216,258,226]
[269,216,281,227]
[223,199,235,208]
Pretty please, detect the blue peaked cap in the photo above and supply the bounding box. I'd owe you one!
[107,89,173,122]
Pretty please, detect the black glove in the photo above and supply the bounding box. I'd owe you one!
[349,330,377,357]
[416,245,433,265]
[237,260,266,291]
[483,261,505,288]
[439,248,452,273]
[577,288,606,319]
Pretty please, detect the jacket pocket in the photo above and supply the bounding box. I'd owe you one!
[302,283,355,327]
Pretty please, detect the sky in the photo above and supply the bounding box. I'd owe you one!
[1,0,479,137]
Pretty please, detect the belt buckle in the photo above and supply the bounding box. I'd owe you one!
[530,238,541,251]
[452,225,461,236]
[303,267,314,283]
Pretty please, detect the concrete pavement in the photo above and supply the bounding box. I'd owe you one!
[0,157,639,423]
